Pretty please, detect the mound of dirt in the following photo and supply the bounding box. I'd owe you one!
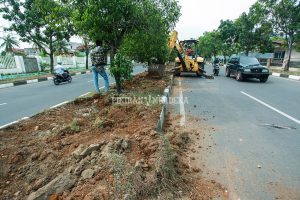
[0,72,169,200]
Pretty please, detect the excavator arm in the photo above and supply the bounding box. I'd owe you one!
[168,31,187,71]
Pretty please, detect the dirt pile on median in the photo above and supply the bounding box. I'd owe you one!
[0,72,172,200]
[0,71,224,200]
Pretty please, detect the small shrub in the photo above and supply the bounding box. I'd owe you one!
[69,120,80,132]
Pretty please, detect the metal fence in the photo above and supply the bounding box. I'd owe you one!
[0,56,17,69]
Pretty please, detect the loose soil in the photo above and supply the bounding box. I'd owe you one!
[0,69,224,200]
[0,72,170,200]
[163,112,226,200]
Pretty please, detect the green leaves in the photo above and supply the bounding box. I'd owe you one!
[110,53,133,85]
[120,0,180,65]
[198,31,222,58]
[0,0,75,71]
[257,0,299,69]
[0,35,20,53]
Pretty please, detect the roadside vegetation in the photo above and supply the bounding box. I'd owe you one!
[0,0,180,91]
[198,0,299,71]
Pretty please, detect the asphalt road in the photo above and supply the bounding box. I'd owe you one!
[0,65,146,127]
[171,65,300,199]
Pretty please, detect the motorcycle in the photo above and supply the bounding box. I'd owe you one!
[213,63,220,76]
[53,70,72,85]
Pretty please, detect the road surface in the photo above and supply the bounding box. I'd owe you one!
[171,65,300,199]
[0,65,146,128]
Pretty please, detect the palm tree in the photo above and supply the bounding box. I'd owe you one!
[53,40,69,55]
[0,35,20,53]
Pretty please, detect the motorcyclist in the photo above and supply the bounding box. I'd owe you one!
[54,61,68,79]
[213,58,220,65]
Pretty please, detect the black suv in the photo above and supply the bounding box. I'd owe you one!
[225,56,269,82]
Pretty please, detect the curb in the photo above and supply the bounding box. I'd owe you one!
[156,74,174,133]
[0,70,92,89]
[271,72,300,81]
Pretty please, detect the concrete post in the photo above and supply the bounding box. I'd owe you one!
[35,56,41,71]
[73,56,77,68]
[267,59,271,68]
[14,56,26,73]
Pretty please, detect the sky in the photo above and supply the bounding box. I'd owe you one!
[0,0,257,49]
[175,0,257,40]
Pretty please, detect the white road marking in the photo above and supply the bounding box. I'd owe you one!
[50,101,69,109]
[79,92,91,97]
[0,116,29,129]
[241,91,300,125]
[0,103,7,106]
[179,78,186,126]
[0,120,18,129]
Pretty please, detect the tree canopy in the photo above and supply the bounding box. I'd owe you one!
[71,0,181,92]
[256,0,300,70]
[0,0,75,72]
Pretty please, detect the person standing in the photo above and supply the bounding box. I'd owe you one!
[90,40,109,94]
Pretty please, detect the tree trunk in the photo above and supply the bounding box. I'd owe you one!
[284,37,293,71]
[49,36,54,73]
[85,49,89,70]
[223,54,227,64]
[50,51,54,73]
[110,45,122,93]
[245,50,249,56]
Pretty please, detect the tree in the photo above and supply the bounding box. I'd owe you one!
[110,53,133,87]
[234,10,274,56]
[71,0,144,93]
[0,0,75,72]
[71,0,180,93]
[0,35,19,54]
[218,20,238,62]
[257,0,300,71]
[120,0,180,65]
[198,31,222,59]
[53,40,69,55]
[234,13,258,56]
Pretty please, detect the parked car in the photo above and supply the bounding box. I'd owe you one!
[225,56,269,82]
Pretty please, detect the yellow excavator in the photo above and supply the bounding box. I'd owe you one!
[168,31,213,79]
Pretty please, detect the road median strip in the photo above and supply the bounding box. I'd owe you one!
[156,74,174,132]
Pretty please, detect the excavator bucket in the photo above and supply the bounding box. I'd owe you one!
[168,31,178,51]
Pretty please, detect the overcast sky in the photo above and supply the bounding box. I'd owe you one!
[175,0,257,40]
[1,0,257,48]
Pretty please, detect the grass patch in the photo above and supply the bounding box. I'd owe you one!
[68,120,80,132]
